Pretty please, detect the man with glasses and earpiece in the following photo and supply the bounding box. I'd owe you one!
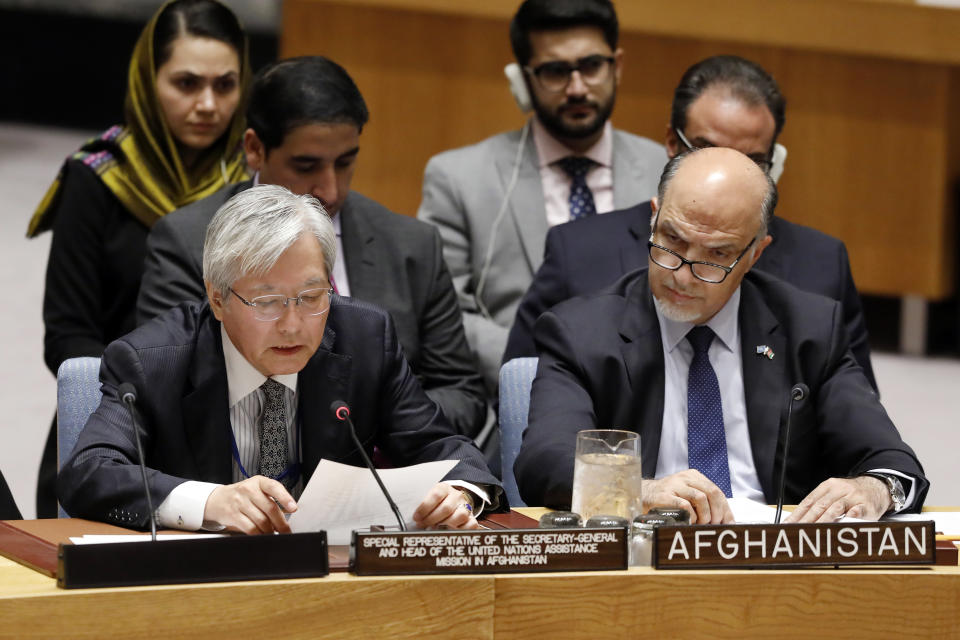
[59,185,502,534]
[504,55,876,393]
[418,0,666,400]
[515,148,926,525]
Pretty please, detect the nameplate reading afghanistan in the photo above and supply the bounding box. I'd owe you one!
[654,521,935,569]
[352,528,628,575]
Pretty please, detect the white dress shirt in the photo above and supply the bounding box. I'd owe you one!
[532,117,614,227]
[654,288,766,502]
[652,288,916,511]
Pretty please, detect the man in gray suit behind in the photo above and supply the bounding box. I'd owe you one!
[138,57,487,438]
[417,0,667,393]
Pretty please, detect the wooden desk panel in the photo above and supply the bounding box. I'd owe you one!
[0,557,495,639]
[282,0,960,299]
[494,568,960,639]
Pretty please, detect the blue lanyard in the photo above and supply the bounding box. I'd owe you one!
[228,411,302,484]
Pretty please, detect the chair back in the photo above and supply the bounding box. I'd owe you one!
[498,357,539,507]
[56,357,102,517]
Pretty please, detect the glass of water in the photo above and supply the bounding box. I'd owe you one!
[571,429,642,522]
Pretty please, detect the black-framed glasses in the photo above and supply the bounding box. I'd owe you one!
[230,287,333,322]
[673,127,772,173]
[647,238,756,284]
[525,54,615,93]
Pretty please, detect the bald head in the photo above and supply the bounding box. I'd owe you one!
[648,147,776,325]
[657,147,777,241]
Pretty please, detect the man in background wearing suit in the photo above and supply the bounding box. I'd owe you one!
[137,57,487,438]
[515,148,926,524]
[505,55,876,390]
[418,0,667,394]
[60,185,500,533]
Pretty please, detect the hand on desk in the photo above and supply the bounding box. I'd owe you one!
[785,476,891,523]
[204,476,298,534]
[643,470,734,524]
[412,483,479,530]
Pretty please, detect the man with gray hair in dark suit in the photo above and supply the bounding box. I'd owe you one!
[138,56,487,439]
[61,184,501,533]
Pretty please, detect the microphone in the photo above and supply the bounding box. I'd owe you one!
[117,383,157,541]
[774,383,809,524]
[330,400,406,531]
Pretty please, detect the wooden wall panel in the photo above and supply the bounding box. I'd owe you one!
[282,0,960,298]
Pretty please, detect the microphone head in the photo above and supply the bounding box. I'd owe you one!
[791,383,809,402]
[330,400,350,421]
[117,382,137,404]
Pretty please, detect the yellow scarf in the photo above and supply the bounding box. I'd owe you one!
[27,1,249,237]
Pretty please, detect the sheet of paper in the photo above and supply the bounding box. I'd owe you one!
[69,534,226,544]
[728,497,782,523]
[887,511,960,536]
[287,459,458,544]
[727,498,869,524]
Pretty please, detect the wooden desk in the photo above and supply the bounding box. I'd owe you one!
[281,0,960,317]
[1,553,958,639]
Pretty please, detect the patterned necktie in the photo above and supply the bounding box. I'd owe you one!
[557,156,597,220]
[686,326,733,498]
[258,378,289,481]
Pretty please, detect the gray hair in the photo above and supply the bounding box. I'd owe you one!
[202,184,338,297]
[655,149,777,242]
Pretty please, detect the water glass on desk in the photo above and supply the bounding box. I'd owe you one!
[571,429,643,522]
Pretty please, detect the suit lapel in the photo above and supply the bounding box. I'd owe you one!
[298,318,352,482]
[499,129,548,274]
[738,278,787,500]
[338,194,384,302]
[182,313,233,484]
[611,131,653,209]
[620,201,653,274]
[754,216,787,278]
[617,273,666,477]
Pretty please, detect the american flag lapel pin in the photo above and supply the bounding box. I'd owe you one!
[756,345,775,360]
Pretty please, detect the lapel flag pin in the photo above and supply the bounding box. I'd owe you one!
[756,345,775,360]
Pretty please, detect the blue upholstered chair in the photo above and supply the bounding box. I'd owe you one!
[56,357,102,517]
[498,357,539,508]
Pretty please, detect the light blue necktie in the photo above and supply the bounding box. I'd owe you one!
[686,326,732,498]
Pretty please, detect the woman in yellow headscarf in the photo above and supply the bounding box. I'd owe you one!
[31,0,248,372]
[29,0,249,516]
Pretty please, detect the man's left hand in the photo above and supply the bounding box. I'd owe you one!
[785,476,891,523]
[412,483,479,530]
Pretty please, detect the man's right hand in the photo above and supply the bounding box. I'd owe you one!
[203,476,297,534]
[643,470,734,524]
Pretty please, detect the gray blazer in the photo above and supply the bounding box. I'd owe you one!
[137,184,487,437]
[417,126,667,391]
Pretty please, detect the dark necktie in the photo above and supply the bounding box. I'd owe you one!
[258,378,289,481]
[686,326,732,498]
[557,156,597,220]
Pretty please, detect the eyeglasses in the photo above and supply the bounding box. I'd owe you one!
[673,127,772,174]
[229,287,333,322]
[648,238,756,284]
[525,54,615,93]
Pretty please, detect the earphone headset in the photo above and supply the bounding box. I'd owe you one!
[472,64,533,320]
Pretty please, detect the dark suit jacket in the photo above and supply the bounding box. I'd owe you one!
[514,268,927,510]
[504,201,877,391]
[136,183,486,437]
[58,298,501,529]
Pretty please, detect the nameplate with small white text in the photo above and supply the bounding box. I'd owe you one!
[352,528,628,575]
[654,521,935,569]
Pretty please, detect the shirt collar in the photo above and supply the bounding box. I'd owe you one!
[221,325,298,407]
[654,286,742,354]
[532,117,614,169]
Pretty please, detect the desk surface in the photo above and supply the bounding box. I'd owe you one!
[2,508,960,639]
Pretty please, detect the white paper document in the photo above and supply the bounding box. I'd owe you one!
[69,533,226,545]
[727,498,870,524]
[287,459,458,545]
